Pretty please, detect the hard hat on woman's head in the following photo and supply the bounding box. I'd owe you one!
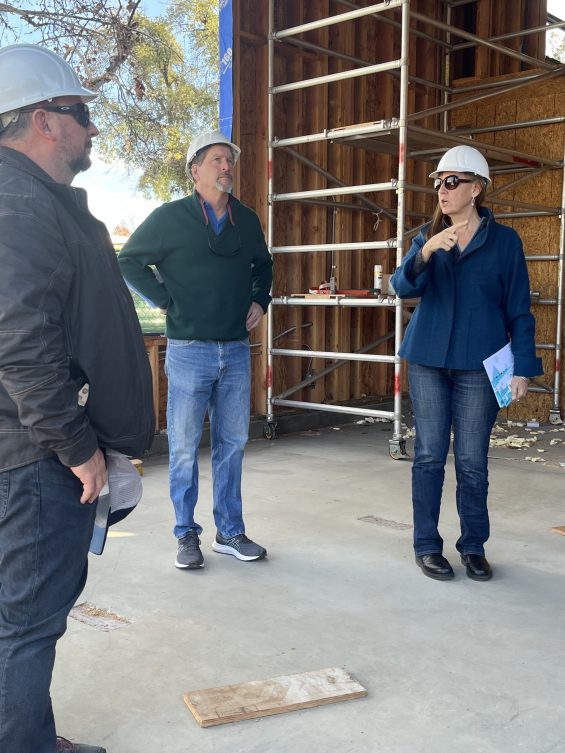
[185,129,241,175]
[429,145,491,185]
[0,44,97,118]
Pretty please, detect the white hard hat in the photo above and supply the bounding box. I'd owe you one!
[185,129,241,175]
[0,44,97,118]
[429,145,491,185]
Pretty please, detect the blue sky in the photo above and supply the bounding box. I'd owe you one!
[74,152,162,233]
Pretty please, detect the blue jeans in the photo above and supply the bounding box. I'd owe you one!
[0,457,96,753]
[165,338,251,539]
[408,363,499,557]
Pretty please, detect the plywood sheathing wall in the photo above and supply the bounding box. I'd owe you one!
[450,72,565,422]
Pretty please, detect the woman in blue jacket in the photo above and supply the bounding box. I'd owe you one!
[391,145,542,582]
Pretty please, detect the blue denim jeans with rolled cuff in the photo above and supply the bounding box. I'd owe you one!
[0,456,96,753]
[408,363,500,558]
[165,338,251,540]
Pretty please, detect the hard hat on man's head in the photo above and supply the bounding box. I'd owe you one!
[429,145,491,185]
[185,129,241,175]
[0,44,97,118]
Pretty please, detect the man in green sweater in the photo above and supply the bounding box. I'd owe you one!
[118,130,273,569]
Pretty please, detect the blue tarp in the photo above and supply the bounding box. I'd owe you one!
[219,0,234,139]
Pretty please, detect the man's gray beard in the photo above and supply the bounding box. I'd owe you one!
[215,179,233,194]
[69,152,92,176]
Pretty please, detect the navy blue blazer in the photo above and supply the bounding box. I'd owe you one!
[391,208,543,377]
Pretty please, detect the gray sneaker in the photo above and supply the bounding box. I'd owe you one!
[56,737,106,753]
[175,530,204,569]
[212,533,267,561]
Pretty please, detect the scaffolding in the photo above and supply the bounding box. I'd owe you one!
[265,0,565,452]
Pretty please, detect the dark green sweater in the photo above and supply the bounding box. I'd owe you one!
[118,193,273,341]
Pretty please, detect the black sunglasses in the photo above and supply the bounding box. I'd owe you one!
[434,175,475,191]
[20,103,91,129]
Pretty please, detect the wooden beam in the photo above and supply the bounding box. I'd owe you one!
[240,29,267,47]
[184,667,367,727]
[144,335,161,433]
[475,0,492,79]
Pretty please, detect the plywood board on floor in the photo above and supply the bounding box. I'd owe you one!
[551,526,565,536]
[183,667,367,727]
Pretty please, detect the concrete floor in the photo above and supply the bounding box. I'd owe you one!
[53,420,565,753]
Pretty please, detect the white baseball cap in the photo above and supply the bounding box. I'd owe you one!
[90,449,143,555]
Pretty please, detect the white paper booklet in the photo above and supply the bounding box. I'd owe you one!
[483,342,514,408]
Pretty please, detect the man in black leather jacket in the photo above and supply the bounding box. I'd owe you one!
[0,44,154,753]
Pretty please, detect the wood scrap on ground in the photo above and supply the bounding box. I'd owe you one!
[184,667,367,727]
[551,526,565,536]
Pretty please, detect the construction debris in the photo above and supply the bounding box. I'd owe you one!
[184,667,367,727]
[490,434,536,448]
[356,417,391,425]
[70,602,130,632]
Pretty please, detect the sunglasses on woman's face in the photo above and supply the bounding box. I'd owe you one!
[434,175,475,191]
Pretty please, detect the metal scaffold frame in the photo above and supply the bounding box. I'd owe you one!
[265,0,565,450]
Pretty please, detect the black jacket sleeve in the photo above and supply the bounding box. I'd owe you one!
[0,201,99,467]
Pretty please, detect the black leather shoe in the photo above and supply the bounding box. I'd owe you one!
[415,554,454,581]
[461,554,492,581]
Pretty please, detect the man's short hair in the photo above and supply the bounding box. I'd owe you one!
[0,110,33,143]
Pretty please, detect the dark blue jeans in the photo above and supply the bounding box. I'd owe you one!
[408,363,499,557]
[0,457,96,753]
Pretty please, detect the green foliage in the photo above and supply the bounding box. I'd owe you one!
[96,6,220,199]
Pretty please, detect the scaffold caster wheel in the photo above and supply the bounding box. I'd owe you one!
[389,439,408,460]
[264,421,278,440]
[549,409,563,425]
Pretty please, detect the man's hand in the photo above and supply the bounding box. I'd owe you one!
[70,448,107,504]
[246,301,264,332]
